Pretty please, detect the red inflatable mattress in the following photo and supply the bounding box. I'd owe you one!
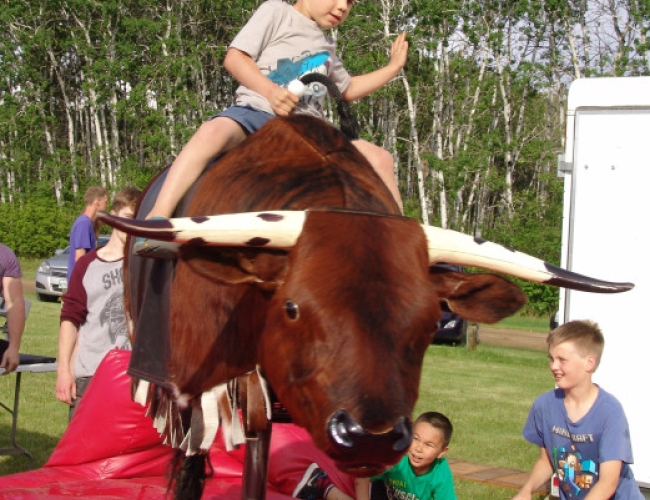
[0,350,354,499]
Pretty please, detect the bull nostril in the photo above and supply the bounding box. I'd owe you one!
[328,409,364,448]
[392,416,413,452]
[328,411,413,453]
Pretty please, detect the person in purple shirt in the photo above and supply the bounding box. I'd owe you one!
[0,243,25,373]
[67,186,108,281]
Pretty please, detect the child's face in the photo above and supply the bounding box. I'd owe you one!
[112,205,135,246]
[548,341,596,390]
[293,0,355,29]
[407,421,448,476]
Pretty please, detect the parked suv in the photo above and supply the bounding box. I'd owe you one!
[434,309,471,345]
[431,264,478,345]
[34,235,110,302]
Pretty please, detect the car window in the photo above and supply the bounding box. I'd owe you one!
[57,236,108,256]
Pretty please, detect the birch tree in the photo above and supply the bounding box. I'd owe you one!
[1,0,649,280]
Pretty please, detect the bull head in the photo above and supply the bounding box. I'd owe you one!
[100,208,632,477]
[101,207,633,476]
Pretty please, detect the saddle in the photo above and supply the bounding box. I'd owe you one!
[125,166,291,443]
[126,166,176,389]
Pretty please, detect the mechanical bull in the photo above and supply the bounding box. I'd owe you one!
[100,114,632,500]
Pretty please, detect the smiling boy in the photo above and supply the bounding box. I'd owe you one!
[293,411,457,500]
[144,0,407,239]
[512,320,643,500]
[368,412,457,500]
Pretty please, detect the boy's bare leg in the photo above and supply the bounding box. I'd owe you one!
[352,139,403,214]
[147,117,247,219]
[323,477,369,500]
[353,478,371,500]
[325,487,356,500]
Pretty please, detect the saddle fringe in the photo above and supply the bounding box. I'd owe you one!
[134,366,272,456]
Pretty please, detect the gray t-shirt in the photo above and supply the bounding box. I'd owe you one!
[60,248,131,378]
[230,0,351,119]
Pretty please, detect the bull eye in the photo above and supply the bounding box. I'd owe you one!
[284,299,300,321]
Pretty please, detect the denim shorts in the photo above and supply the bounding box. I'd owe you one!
[213,105,274,135]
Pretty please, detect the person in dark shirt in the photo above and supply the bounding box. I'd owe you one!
[67,186,108,281]
[56,187,140,421]
[0,243,25,374]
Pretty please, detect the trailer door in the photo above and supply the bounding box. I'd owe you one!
[563,103,650,487]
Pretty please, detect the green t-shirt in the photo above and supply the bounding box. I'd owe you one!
[373,454,457,500]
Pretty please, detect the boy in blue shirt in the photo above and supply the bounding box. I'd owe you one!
[512,320,643,500]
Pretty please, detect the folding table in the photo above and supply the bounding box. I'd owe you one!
[0,354,57,468]
[1,298,56,468]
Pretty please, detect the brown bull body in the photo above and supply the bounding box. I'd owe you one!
[124,115,528,479]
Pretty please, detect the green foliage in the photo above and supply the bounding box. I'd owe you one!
[480,183,563,315]
[515,280,559,317]
[0,198,75,258]
[2,0,649,315]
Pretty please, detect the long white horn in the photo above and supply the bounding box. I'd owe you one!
[98,211,307,248]
[423,225,633,293]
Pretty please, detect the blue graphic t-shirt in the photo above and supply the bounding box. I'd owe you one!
[229,0,351,119]
[523,387,643,500]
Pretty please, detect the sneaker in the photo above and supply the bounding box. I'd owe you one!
[292,463,332,500]
[132,238,180,259]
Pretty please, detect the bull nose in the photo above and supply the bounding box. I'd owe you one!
[328,409,412,453]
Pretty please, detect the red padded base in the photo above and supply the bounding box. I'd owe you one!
[0,350,354,499]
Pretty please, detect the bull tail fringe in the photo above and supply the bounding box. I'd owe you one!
[166,450,213,500]
[298,73,360,140]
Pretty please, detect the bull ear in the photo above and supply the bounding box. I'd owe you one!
[429,267,527,324]
[182,247,288,290]
[236,250,288,291]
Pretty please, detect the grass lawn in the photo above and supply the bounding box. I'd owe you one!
[489,314,551,334]
[0,289,64,475]
[2,263,554,498]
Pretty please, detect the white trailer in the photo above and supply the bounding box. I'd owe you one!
[558,76,650,488]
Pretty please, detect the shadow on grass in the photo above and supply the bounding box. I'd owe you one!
[0,424,61,476]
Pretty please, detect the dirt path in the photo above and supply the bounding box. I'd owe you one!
[479,326,547,351]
